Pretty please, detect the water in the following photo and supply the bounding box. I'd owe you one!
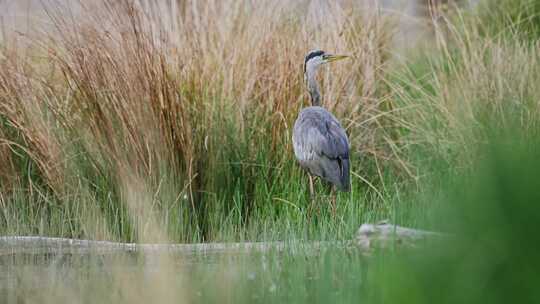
[0,248,366,303]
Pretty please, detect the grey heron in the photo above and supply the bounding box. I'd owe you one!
[293,50,350,209]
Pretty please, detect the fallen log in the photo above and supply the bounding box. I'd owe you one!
[0,236,350,256]
[0,222,447,256]
[356,221,450,251]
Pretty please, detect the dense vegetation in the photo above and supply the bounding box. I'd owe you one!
[0,0,398,242]
[3,0,540,303]
[0,0,539,244]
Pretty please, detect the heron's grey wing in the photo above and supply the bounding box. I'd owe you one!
[304,118,350,191]
[309,119,349,159]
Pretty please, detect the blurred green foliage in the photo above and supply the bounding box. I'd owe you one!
[366,130,540,304]
[477,0,540,41]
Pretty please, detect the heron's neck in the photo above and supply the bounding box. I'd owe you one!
[306,65,321,107]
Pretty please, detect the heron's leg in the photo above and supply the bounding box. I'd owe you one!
[330,186,337,216]
[309,174,316,209]
[308,174,315,203]
[308,173,315,219]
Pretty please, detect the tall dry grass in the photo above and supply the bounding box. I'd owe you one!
[0,0,397,241]
[389,9,540,170]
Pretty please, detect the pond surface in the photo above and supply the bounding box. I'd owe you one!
[0,248,366,303]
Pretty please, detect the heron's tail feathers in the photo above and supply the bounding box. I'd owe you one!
[310,156,351,192]
[336,158,350,192]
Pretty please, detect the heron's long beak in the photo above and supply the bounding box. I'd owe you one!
[324,54,349,63]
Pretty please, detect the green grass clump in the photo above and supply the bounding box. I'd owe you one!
[476,0,540,41]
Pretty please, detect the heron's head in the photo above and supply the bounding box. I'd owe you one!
[303,49,349,76]
[303,50,348,106]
